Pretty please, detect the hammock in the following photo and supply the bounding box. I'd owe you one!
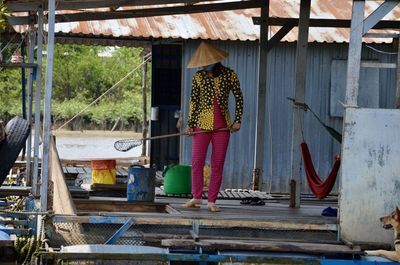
[301,142,341,200]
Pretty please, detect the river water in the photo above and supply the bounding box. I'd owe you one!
[55,135,142,160]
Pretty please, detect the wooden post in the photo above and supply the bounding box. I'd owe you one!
[252,0,269,191]
[345,0,365,107]
[33,7,43,197]
[395,37,400,108]
[289,179,296,208]
[26,26,35,185]
[141,52,149,157]
[290,0,311,208]
[41,0,56,211]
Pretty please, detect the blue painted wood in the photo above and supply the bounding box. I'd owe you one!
[322,258,399,265]
[52,215,131,224]
[0,230,10,240]
[104,218,134,244]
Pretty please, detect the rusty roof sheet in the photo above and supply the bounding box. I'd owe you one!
[12,0,400,43]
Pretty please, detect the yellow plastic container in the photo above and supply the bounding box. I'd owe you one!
[91,160,116,185]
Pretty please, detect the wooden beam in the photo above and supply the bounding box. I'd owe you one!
[7,0,225,12]
[26,26,36,186]
[52,214,338,231]
[73,199,169,213]
[49,137,77,214]
[55,35,152,47]
[10,14,400,27]
[32,7,44,197]
[0,186,31,197]
[54,0,264,23]
[252,0,269,191]
[364,32,399,38]
[361,62,396,68]
[161,239,362,255]
[254,17,400,29]
[290,0,311,208]
[0,239,14,247]
[396,38,400,108]
[267,22,296,52]
[0,63,37,68]
[345,0,365,107]
[141,52,149,157]
[362,0,399,35]
[40,0,56,212]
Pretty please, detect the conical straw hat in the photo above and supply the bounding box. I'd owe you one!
[187,41,229,68]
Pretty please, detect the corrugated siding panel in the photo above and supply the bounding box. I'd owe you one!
[181,41,397,193]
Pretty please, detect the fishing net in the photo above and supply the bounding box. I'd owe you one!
[114,139,142,152]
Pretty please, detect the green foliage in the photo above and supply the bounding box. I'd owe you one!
[53,45,144,103]
[0,44,150,128]
[0,2,11,32]
[0,68,22,119]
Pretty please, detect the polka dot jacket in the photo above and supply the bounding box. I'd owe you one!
[188,66,244,130]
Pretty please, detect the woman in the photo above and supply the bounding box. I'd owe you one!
[184,42,243,212]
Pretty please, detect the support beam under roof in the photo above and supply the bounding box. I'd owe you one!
[6,0,227,12]
[10,13,400,28]
[52,0,264,23]
[362,0,399,35]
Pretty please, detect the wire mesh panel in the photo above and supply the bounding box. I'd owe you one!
[47,221,194,248]
[48,222,122,247]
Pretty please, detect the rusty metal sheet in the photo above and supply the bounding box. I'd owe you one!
[11,0,400,43]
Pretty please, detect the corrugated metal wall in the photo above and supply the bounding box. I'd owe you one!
[180,40,397,193]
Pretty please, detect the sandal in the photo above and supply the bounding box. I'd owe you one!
[208,203,221,212]
[250,197,265,206]
[240,197,255,205]
[182,199,202,208]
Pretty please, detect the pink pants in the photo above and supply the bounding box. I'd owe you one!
[191,98,230,203]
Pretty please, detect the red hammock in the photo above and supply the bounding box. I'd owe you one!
[301,142,341,200]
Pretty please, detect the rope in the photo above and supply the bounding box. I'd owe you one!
[56,53,152,130]
[365,44,397,55]
[0,33,19,53]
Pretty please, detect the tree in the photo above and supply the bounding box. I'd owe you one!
[0,1,11,32]
[50,44,150,129]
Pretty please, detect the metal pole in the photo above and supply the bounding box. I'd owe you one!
[26,26,36,186]
[21,44,27,160]
[41,0,56,211]
[252,0,269,191]
[290,0,311,208]
[33,7,44,197]
[141,52,148,157]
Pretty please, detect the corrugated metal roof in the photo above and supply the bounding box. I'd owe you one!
[12,0,400,43]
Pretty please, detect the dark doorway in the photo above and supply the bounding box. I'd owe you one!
[150,44,182,170]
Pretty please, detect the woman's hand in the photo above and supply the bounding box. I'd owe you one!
[185,127,195,136]
[230,122,241,133]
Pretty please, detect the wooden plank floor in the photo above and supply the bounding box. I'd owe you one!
[157,197,337,226]
[72,196,338,232]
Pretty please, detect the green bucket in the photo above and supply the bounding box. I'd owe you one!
[163,164,192,194]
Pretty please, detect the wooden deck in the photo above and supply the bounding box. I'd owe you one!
[52,197,345,256]
[47,149,352,257]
